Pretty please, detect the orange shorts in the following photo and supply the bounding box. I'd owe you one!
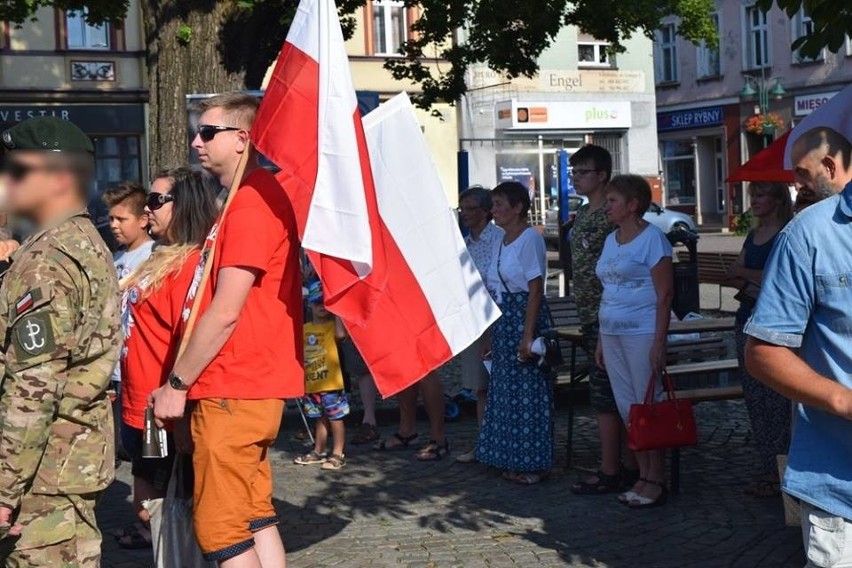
[191,398,285,561]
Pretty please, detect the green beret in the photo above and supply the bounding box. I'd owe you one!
[1,116,94,154]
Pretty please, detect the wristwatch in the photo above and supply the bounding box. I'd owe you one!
[168,371,189,391]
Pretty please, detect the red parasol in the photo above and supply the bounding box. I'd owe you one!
[726,130,794,183]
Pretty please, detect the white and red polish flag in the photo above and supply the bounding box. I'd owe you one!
[251,0,500,396]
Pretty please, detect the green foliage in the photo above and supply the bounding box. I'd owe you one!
[757,0,852,60]
[387,0,719,109]
[8,0,848,112]
[177,23,193,45]
[0,0,129,25]
[733,210,754,237]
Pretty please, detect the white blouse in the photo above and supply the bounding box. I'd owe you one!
[486,228,547,302]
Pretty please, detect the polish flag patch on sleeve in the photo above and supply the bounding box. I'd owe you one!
[15,289,42,316]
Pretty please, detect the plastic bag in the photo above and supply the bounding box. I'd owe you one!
[145,455,215,568]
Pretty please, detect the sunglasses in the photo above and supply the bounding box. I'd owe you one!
[2,160,54,182]
[146,192,175,211]
[196,124,242,142]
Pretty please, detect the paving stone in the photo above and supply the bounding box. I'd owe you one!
[97,397,805,567]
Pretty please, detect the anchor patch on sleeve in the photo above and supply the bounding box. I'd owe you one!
[14,313,54,357]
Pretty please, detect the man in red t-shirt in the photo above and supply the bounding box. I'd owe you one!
[150,93,302,567]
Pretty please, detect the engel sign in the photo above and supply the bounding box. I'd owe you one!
[794,92,838,117]
[496,100,632,130]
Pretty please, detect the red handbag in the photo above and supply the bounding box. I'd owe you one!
[627,371,698,452]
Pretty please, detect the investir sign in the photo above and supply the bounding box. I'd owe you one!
[495,100,632,130]
[657,106,724,132]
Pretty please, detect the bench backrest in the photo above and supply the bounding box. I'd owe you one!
[696,252,739,287]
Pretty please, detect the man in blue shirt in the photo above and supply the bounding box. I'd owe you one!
[745,127,852,568]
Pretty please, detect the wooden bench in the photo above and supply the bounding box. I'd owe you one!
[666,356,742,493]
[697,251,740,309]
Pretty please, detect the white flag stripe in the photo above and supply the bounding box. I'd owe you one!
[284,0,320,60]
[785,84,852,168]
[363,93,501,354]
[301,0,374,270]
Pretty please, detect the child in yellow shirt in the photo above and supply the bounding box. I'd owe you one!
[294,281,349,470]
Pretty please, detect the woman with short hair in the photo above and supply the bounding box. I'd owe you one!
[456,185,504,463]
[476,181,552,485]
[596,174,673,508]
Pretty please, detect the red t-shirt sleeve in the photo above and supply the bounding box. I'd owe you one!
[218,201,282,273]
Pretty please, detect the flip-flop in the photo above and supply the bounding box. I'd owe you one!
[373,432,418,451]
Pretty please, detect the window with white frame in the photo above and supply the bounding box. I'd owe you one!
[66,9,110,50]
[792,7,823,62]
[372,0,407,55]
[744,5,770,69]
[577,33,613,68]
[697,13,721,78]
[655,24,679,83]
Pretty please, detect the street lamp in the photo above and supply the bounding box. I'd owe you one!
[740,67,786,136]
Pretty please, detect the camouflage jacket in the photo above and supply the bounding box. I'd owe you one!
[0,211,120,508]
[570,203,615,327]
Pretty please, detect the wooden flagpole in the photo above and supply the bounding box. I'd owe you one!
[176,146,251,357]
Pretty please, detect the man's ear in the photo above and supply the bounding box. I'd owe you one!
[235,130,251,154]
[821,155,838,180]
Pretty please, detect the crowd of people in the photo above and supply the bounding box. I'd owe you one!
[0,88,850,567]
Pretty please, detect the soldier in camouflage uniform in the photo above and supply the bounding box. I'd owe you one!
[0,117,121,567]
[567,145,639,495]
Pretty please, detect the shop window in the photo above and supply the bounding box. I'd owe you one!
[792,7,823,63]
[577,34,613,68]
[744,5,770,69]
[661,140,696,206]
[93,136,141,195]
[66,8,110,50]
[697,14,721,78]
[372,0,407,55]
[655,24,679,84]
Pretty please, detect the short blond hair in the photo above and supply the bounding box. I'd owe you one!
[194,93,259,130]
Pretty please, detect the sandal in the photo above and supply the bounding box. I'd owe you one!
[501,471,519,481]
[628,479,668,509]
[321,454,346,470]
[374,432,419,451]
[351,423,380,445]
[294,450,327,465]
[416,439,450,461]
[514,471,551,486]
[571,470,623,495]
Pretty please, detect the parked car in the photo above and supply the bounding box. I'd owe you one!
[543,195,586,250]
[544,195,696,249]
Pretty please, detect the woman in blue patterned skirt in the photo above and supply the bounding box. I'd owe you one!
[476,181,553,485]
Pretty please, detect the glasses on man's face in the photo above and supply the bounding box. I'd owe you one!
[1,159,53,182]
[196,124,242,143]
[572,168,600,177]
[146,192,175,211]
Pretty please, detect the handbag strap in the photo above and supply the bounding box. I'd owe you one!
[643,370,678,404]
[496,242,510,294]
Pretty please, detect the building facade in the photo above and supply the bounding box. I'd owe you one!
[460,29,660,225]
[341,1,460,204]
[1,6,148,199]
[655,0,852,228]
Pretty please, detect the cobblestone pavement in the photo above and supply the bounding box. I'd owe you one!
[98,399,804,568]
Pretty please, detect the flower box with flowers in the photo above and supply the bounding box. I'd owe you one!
[745,113,785,136]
